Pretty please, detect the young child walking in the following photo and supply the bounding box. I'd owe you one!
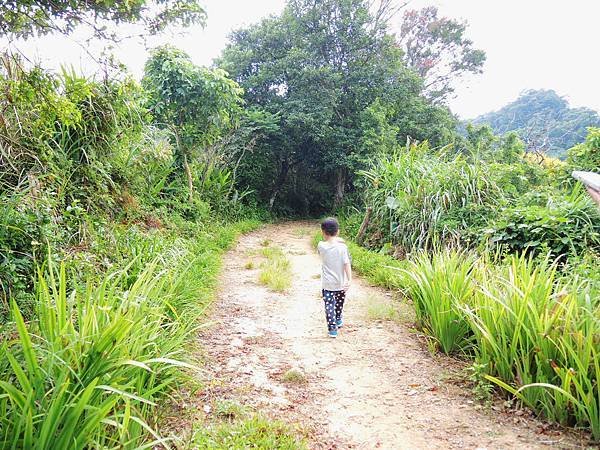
[317,217,352,338]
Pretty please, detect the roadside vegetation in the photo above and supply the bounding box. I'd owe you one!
[2,0,600,446]
[340,130,600,439]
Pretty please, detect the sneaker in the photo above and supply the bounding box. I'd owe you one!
[328,330,338,338]
[336,319,343,328]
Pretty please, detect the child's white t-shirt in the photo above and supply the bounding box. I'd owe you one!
[317,239,351,291]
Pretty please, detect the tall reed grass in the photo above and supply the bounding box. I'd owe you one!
[403,250,600,439]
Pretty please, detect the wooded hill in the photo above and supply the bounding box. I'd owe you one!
[472,89,600,158]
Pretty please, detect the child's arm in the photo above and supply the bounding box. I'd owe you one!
[343,262,352,290]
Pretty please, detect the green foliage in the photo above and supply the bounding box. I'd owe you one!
[472,89,600,158]
[351,238,600,439]
[399,6,486,102]
[0,219,259,447]
[218,0,456,213]
[0,0,206,39]
[466,256,599,438]
[403,250,476,354]
[566,126,600,172]
[143,46,243,152]
[484,187,600,259]
[0,192,49,319]
[258,246,292,292]
[143,45,244,203]
[359,141,505,252]
[194,416,306,449]
[0,55,146,211]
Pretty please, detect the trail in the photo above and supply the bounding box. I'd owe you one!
[196,222,582,449]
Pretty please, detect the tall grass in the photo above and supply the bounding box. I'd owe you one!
[0,260,191,449]
[0,220,260,448]
[402,250,476,354]
[466,255,600,438]
[359,142,504,252]
[400,250,600,439]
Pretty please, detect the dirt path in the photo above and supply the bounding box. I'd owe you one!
[196,222,584,449]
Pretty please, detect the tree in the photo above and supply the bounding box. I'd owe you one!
[219,0,455,212]
[0,0,205,40]
[398,6,486,103]
[473,89,600,158]
[142,46,243,201]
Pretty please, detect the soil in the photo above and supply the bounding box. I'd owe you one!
[193,222,590,450]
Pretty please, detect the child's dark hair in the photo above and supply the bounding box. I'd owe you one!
[321,217,339,236]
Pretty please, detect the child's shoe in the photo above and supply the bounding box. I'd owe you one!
[336,319,343,328]
[328,330,338,338]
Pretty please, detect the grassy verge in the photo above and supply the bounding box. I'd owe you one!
[0,218,261,448]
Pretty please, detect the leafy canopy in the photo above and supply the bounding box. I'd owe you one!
[218,0,456,213]
[143,45,244,159]
[0,0,206,39]
[398,6,486,102]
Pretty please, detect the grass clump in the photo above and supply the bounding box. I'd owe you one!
[282,367,307,384]
[402,250,477,354]
[258,246,292,292]
[399,249,600,439]
[214,400,250,421]
[194,416,307,449]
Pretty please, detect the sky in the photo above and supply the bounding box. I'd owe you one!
[3,0,599,119]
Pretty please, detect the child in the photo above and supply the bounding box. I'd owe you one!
[317,217,352,338]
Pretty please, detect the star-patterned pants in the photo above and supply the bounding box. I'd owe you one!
[322,289,346,332]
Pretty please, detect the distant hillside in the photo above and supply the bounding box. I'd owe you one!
[472,89,600,158]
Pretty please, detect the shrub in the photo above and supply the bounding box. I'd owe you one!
[566,127,600,172]
[358,141,506,253]
[484,187,600,259]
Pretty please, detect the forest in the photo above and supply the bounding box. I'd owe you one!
[0,0,599,448]
[473,89,600,159]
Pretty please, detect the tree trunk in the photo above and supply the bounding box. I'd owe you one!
[333,168,346,209]
[355,206,373,245]
[183,154,194,203]
[268,160,290,210]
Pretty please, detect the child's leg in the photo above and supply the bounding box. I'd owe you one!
[334,290,346,322]
[322,290,337,332]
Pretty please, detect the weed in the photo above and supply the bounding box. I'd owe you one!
[282,368,307,384]
[214,400,249,421]
[194,416,307,449]
[258,245,292,292]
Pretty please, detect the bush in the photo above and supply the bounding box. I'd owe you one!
[484,187,600,259]
[567,127,600,172]
[358,141,507,253]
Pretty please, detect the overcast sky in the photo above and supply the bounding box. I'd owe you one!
[3,0,599,119]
